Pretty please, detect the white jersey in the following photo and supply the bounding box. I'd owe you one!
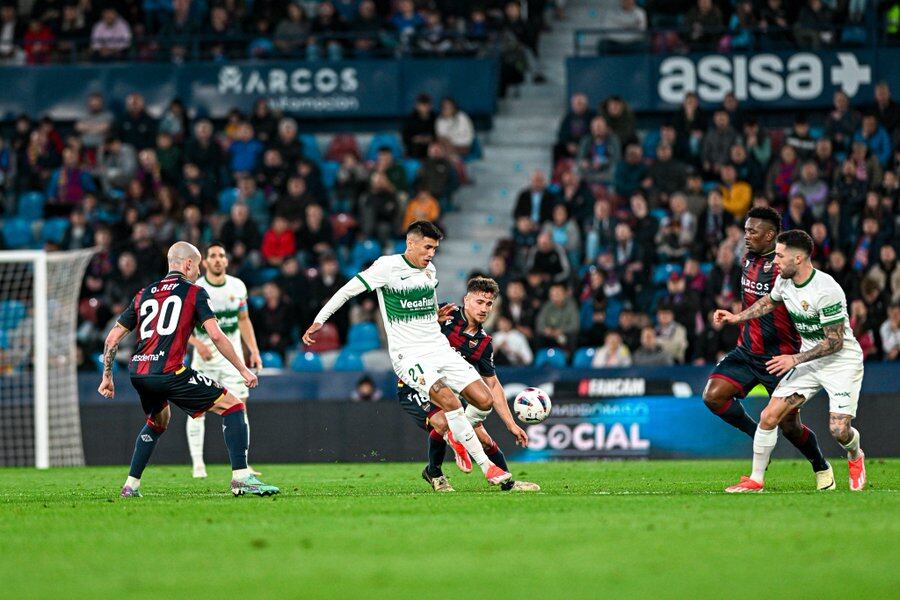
[354,254,447,357]
[770,269,862,362]
[191,274,248,371]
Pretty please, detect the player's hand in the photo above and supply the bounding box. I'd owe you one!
[508,423,529,447]
[241,368,259,389]
[714,309,738,325]
[766,354,797,376]
[196,342,214,361]
[437,303,456,321]
[302,322,322,345]
[247,350,263,371]
[98,375,115,399]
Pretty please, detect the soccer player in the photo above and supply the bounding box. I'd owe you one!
[187,242,262,479]
[98,241,279,497]
[303,221,512,486]
[703,207,833,490]
[719,230,866,492]
[397,276,539,492]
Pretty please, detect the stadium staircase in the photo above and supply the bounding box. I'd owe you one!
[437,0,605,302]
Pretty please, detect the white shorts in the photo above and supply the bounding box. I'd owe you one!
[192,360,248,400]
[392,345,482,399]
[772,355,863,417]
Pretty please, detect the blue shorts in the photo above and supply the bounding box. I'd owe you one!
[708,346,781,398]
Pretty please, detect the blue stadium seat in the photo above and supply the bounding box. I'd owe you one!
[320,160,340,190]
[572,347,596,368]
[351,239,383,267]
[699,262,714,276]
[464,136,483,162]
[246,267,280,287]
[653,263,683,286]
[17,192,45,221]
[534,347,567,368]
[260,351,284,369]
[41,218,69,244]
[579,300,595,331]
[333,348,364,371]
[299,134,322,163]
[650,208,668,222]
[393,239,407,254]
[291,351,323,372]
[346,322,380,352]
[249,295,265,311]
[604,297,623,329]
[218,188,239,213]
[0,299,26,329]
[2,218,33,249]
[0,329,7,350]
[93,352,118,373]
[365,133,404,162]
[641,130,661,158]
[403,159,421,184]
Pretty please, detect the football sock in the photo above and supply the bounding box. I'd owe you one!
[485,441,509,472]
[427,429,446,478]
[445,407,492,475]
[128,422,164,479]
[841,427,861,460]
[221,405,249,473]
[782,424,829,472]
[707,397,757,437]
[464,404,492,427]
[124,475,141,489]
[186,414,205,467]
[750,425,778,483]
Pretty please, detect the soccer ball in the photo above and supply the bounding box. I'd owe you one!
[513,387,552,424]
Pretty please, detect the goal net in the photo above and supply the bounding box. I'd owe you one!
[0,249,94,468]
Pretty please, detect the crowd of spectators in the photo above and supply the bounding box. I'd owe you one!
[591,0,889,54]
[476,82,900,367]
[0,88,485,369]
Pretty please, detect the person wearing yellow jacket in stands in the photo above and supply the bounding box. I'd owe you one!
[719,163,752,220]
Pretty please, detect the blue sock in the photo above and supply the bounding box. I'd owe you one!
[222,409,249,471]
[486,442,509,472]
[427,430,446,478]
[128,424,163,478]
[706,398,758,438]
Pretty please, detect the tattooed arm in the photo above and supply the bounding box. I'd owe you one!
[766,321,844,376]
[715,295,780,325]
[98,323,131,398]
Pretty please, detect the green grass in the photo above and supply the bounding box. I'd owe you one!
[1,460,898,599]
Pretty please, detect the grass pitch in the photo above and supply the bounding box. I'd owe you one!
[1,460,898,599]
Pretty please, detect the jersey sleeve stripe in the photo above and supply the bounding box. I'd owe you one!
[355,273,371,291]
[116,321,131,332]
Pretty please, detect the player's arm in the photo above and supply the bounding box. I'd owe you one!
[203,317,258,389]
[237,310,262,370]
[715,294,780,325]
[302,276,368,344]
[98,323,130,398]
[483,374,528,446]
[766,322,844,375]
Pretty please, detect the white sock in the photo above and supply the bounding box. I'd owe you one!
[750,426,779,483]
[464,404,492,427]
[232,467,252,480]
[186,414,206,467]
[841,427,861,460]
[445,407,494,475]
[125,476,141,489]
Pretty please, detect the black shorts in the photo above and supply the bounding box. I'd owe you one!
[397,382,441,431]
[708,345,781,398]
[131,366,227,418]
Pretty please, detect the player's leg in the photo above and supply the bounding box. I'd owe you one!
[778,409,833,489]
[829,413,865,490]
[427,410,471,475]
[702,352,758,437]
[823,362,865,490]
[473,425,540,492]
[122,403,170,497]
[186,412,207,478]
[460,378,494,426]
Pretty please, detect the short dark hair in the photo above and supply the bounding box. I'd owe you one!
[467,276,500,297]
[406,220,443,240]
[747,207,781,233]
[777,230,813,256]
[205,241,227,256]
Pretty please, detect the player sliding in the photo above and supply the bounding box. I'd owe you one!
[98,241,279,498]
[703,207,832,490]
[187,242,263,479]
[303,221,512,486]
[397,277,539,492]
[717,230,866,492]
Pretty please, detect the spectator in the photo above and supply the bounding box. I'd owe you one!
[813,137,838,183]
[360,171,400,244]
[684,0,724,50]
[184,119,225,183]
[90,7,132,60]
[698,189,734,260]
[701,110,738,175]
[56,3,88,59]
[272,118,304,167]
[827,249,859,300]
[851,217,883,272]
[880,301,900,360]
[766,144,799,205]
[614,143,647,197]
[418,142,457,207]
[297,203,335,263]
[0,3,23,64]
[220,201,262,263]
[155,132,182,184]
[535,282,579,351]
[584,199,618,265]
[790,161,829,219]
[174,204,212,249]
[391,0,424,41]
[261,215,296,267]
[159,0,199,62]
[229,121,264,175]
[655,303,688,363]
[541,203,581,265]
[104,252,143,311]
[402,186,440,231]
[794,0,834,50]
[513,169,556,224]
[75,93,114,155]
[204,6,241,60]
[23,17,54,64]
[252,282,294,357]
[782,193,815,232]
[555,93,595,162]
[658,193,696,259]
[417,10,453,55]
[60,208,94,250]
[591,331,632,367]
[673,92,705,159]
[97,134,136,195]
[661,272,702,335]
[874,81,900,135]
[848,140,883,187]
[308,254,350,339]
[274,3,311,56]
[372,146,408,195]
[492,315,534,366]
[682,172,707,217]
[785,114,816,160]
[758,0,791,44]
[825,90,860,152]
[352,375,383,402]
[117,93,156,151]
[601,96,637,147]
[705,243,740,311]
[646,142,688,201]
[629,192,658,258]
[402,93,436,159]
[527,231,571,284]
[600,0,647,54]
[697,305,740,364]
[46,146,96,216]
[868,244,900,303]
[632,326,674,366]
[501,279,536,339]
[718,163,752,220]
[854,114,892,167]
[741,118,771,168]
[124,222,166,280]
[850,299,878,360]
[577,116,621,184]
[435,97,474,156]
[558,168,594,225]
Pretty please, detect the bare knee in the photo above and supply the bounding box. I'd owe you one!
[461,380,492,411]
[429,411,449,436]
[429,379,462,411]
[778,410,802,439]
[208,392,243,415]
[702,379,735,410]
[829,413,852,443]
[148,405,171,432]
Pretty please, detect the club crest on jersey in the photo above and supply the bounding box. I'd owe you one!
[418,376,426,386]
[468,339,478,348]
[763,261,773,272]
[801,300,810,312]
[425,271,432,279]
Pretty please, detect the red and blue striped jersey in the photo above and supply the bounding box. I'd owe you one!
[117,271,217,375]
[738,251,801,357]
[440,305,495,376]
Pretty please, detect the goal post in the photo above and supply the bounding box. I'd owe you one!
[0,249,95,468]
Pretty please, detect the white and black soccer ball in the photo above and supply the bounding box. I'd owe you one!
[513,387,552,424]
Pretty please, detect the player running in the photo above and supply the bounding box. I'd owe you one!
[98,241,279,498]
[718,230,866,492]
[703,207,833,490]
[303,221,512,486]
[187,242,263,479]
[397,276,539,492]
